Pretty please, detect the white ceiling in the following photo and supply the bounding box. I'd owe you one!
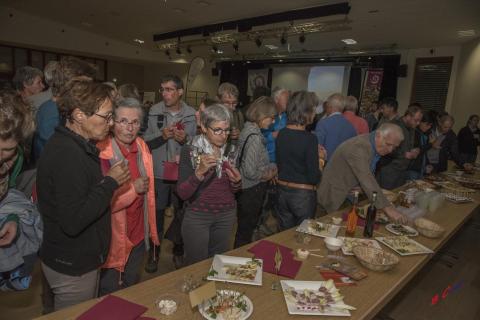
[1,0,479,62]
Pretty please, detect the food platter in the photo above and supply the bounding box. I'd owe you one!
[376,236,434,256]
[385,224,419,236]
[199,290,253,320]
[442,192,474,204]
[337,237,383,255]
[207,255,263,286]
[280,280,355,316]
[296,220,340,238]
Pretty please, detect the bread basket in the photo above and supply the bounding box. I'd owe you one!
[352,246,399,272]
[414,218,445,238]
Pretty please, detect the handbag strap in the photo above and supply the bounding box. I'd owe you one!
[238,133,258,168]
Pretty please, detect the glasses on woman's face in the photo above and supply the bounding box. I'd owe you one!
[94,112,114,123]
[114,118,141,128]
[208,126,231,136]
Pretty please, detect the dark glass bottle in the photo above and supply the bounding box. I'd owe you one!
[364,192,378,238]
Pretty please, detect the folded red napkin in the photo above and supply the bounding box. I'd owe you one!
[248,240,302,279]
[342,212,379,229]
[77,295,148,320]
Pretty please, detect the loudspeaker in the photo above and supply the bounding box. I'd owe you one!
[398,64,408,77]
[211,67,219,76]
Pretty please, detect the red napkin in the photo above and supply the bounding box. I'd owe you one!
[77,295,148,320]
[342,212,379,229]
[248,240,302,279]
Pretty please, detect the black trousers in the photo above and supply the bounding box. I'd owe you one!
[276,185,316,231]
[234,182,267,248]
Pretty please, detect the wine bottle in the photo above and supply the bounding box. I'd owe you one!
[364,192,378,238]
[346,191,359,236]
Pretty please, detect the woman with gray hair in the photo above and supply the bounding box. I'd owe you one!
[177,104,242,265]
[96,97,159,295]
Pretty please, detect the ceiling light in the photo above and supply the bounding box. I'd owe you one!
[458,30,476,37]
[320,58,325,61]
[299,34,306,44]
[341,38,357,45]
[255,38,262,48]
[368,56,372,60]
[264,44,278,50]
[133,38,145,44]
[278,59,284,62]
[348,50,366,54]
[246,60,251,64]
[216,49,224,54]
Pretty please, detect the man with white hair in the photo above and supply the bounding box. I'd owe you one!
[343,95,369,134]
[318,123,409,223]
[314,93,357,161]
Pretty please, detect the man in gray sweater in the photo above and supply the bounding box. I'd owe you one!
[143,75,196,271]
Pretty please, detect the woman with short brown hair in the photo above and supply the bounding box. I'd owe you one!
[37,80,131,311]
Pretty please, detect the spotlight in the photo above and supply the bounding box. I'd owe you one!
[255,38,262,48]
[233,41,239,53]
[176,47,182,55]
[186,46,192,54]
[299,33,305,44]
[280,33,287,46]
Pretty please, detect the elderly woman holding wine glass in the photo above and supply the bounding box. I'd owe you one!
[177,104,242,265]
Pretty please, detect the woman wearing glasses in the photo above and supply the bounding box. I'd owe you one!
[36,80,131,311]
[177,104,242,265]
[96,98,159,295]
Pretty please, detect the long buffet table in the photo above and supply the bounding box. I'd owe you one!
[36,172,480,320]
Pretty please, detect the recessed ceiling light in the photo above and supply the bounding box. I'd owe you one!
[216,49,224,54]
[278,59,284,62]
[458,29,476,37]
[320,58,325,61]
[133,38,145,44]
[197,1,211,7]
[341,38,357,45]
[246,60,251,64]
[265,44,279,50]
[173,8,186,13]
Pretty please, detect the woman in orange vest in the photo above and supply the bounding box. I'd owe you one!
[97,97,159,295]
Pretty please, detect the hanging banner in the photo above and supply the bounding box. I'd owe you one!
[359,69,384,117]
[247,69,269,97]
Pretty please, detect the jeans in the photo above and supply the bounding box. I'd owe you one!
[182,208,236,266]
[234,182,267,248]
[276,185,316,231]
[99,241,145,296]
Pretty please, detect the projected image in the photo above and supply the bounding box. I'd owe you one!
[308,66,346,100]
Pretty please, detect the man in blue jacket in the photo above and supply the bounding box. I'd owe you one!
[315,93,357,161]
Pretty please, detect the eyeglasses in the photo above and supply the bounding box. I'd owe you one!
[94,113,114,123]
[160,87,178,93]
[208,127,231,136]
[115,119,141,128]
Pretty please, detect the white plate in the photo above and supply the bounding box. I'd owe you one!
[376,236,434,256]
[385,224,419,237]
[206,255,262,286]
[280,280,353,316]
[296,220,340,238]
[337,237,382,255]
[442,193,474,203]
[198,290,253,320]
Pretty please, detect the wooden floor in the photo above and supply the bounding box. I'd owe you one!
[1,208,479,320]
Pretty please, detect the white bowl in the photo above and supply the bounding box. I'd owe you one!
[324,237,343,252]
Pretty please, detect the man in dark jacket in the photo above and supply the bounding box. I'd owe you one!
[376,104,423,190]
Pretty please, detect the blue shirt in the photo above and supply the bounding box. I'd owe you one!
[369,131,381,173]
[33,99,60,160]
[262,112,287,162]
[315,113,357,161]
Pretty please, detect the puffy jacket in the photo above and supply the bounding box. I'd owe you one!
[97,137,159,273]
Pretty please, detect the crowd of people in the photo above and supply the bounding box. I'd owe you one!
[0,56,479,314]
